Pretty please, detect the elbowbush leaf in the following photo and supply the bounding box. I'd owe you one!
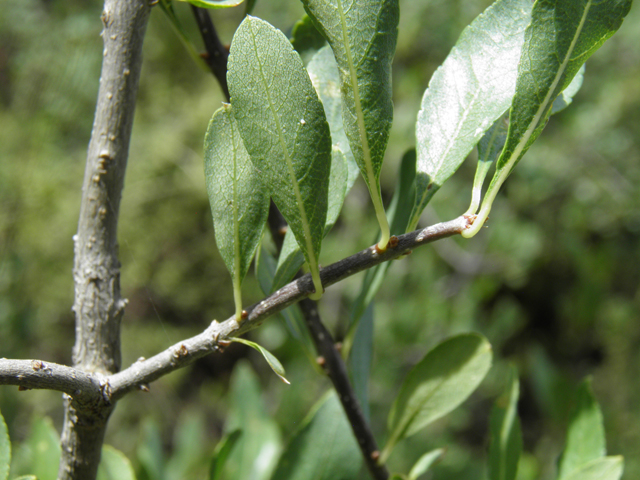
[0,408,9,480]
[269,392,361,480]
[382,334,492,463]
[407,448,445,480]
[209,430,242,480]
[562,456,624,480]
[96,445,136,480]
[301,0,398,249]
[488,367,522,480]
[230,337,290,384]
[179,0,245,8]
[228,16,332,299]
[408,0,532,231]
[291,15,326,65]
[557,378,606,479]
[463,0,633,238]
[204,104,269,321]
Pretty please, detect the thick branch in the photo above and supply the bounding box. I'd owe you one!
[59,0,150,479]
[299,298,389,480]
[108,215,471,399]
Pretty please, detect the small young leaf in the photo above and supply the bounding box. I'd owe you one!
[0,408,9,480]
[562,456,624,480]
[301,0,399,250]
[557,378,606,479]
[209,430,242,480]
[269,392,361,480]
[463,0,633,238]
[407,448,445,480]
[382,334,492,463]
[96,445,136,480]
[291,15,327,64]
[179,0,245,8]
[488,367,522,480]
[408,0,532,231]
[205,104,269,321]
[228,16,332,300]
[230,337,290,384]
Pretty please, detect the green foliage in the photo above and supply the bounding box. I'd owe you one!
[204,104,269,320]
[10,416,59,480]
[464,0,633,237]
[409,0,532,231]
[382,333,493,463]
[230,337,290,384]
[270,392,362,480]
[0,409,8,480]
[488,367,522,480]
[301,0,398,249]
[406,448,445,480]
[97,445,137,480]
[228,15,332,299]
[180,0,245,8]
[208,430,241,480]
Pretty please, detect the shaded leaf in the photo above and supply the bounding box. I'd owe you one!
[407,448,445,480]
[10,417,59,480]
[166,412,208,480]
[291,15,327,65]
[348,301,374,421]
[302,0,399,249]
[408,0,532,231]
[97,445,136,480]
[557,378,605,479]
[136,419,164,480]
[0,409,8,480]
[488,366,522,480]
[204,104,269,320]
[209,430,242,480]
[270,392,361,480]
[228,16,332,299]
[551,65,585,114]
[382,334,492,462]
[231,337,290,384]
[464,0,633,238]
[158,0,210,71]
[562,456,624,480]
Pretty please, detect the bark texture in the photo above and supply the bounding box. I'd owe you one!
[59,0,150,478]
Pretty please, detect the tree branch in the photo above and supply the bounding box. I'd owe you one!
[107,215,471,399]
[191,5,230,101]
[299,298,389,480]
[59,0,150,478]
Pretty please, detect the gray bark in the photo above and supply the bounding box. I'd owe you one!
[58,0,150,478]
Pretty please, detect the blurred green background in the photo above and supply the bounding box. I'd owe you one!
[1,0,639,479]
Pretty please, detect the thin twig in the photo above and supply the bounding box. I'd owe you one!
[191,5,230,101]
[299,298,389,480]
[107,215,471,400]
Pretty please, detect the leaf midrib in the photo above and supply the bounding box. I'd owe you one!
[248,21,319,274]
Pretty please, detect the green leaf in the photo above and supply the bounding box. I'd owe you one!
[348,301,374,421]
[291,15,327,65]
[166,412,207,480]
[557,378,606,479]
[301,0,398,250]
[562,457,624,480]
[179,0,245,8]
[97,445,136,480]
[223,361,282,480]
[0,409,9,480]
[407,448,445,480]
[136,419,164,480]
[205,104,269,321]
[209,430,242,480]
[10,417,59,480]
[12,477,37,480]
[382,334,493,463]
[488,367,522,480]
[269,392,361,480]
[157,0,209,72]
[230,337,290,384]
[228,16,332,300]
[463,0,633,238]
[551,65,585,114]
[408,0,532,231]
[244,0,257,15]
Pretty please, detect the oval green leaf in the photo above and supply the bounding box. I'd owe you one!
[488,366,522,480]
[97,445,136,480]
[301,0,398,249]
[230,337,290,384]
[407,448,445,480]
[382,334,492,463]
[228,16,332,300]
[179,0,245,8]
[269,392,361,480]
[205,104,269,321]
[408,0,532,231]
[464,0,633,238]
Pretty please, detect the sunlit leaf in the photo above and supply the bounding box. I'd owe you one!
[270,392,361,480]
[407,448,445,480]
[97,445,136,480]
[204,104,269,321]
[301,0,398,249]
[408,0,532,231]
[463,0,633,238]
[179,0,245,8]
[557,378,606,479]
[488,367,522,480]
[230,337,290,384]
[228,16,332,299]
[562,456,624,480]
[382,334,492,463]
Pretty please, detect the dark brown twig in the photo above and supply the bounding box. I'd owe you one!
[299,298,389,480]
[190,5,230,101]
